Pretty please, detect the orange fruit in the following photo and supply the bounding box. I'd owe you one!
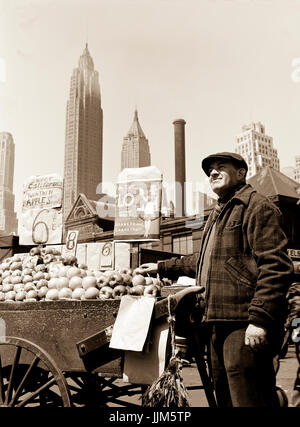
[69,276,83,290]
[82,276,97,290]
[46,289,59,300]
[84,287,99,299]
[72,288,85,300]
[48,278,59,289]
[58,287,72,299]
[56,277,69,290]
[67,266,81,279]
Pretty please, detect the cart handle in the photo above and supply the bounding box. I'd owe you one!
[154,286,204,320]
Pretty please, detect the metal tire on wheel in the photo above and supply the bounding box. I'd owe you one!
[0,336,71,407]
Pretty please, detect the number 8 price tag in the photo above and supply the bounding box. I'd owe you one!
[65,230,79,256]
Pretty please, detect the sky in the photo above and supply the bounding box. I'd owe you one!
[1,0,300,219]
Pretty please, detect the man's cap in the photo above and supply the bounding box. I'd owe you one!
[202,152,248,176]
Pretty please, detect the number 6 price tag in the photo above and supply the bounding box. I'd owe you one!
[64,230,79,257]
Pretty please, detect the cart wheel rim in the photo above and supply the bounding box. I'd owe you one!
[0,336,71,407]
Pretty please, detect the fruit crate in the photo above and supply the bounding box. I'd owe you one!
[0,299,121,374]
[0,299,124,407]
[0,286,216,407]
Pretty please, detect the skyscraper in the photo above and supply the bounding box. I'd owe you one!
[294,155,300,183]
[283,155,300,183]
[121,109,151,170]
[63,44,103,219]
[235,122,280,178]
[0,132,18,234]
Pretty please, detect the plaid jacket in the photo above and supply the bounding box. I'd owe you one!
[158,184,294,327]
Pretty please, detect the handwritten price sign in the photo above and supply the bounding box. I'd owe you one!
[19,174,63,245]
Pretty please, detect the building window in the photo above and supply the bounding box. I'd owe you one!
[172,233,193,255]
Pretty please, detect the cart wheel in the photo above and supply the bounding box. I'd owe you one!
[0,336,71,407]
[65,372,142,407]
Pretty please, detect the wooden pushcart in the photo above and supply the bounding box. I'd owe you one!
[0,287,216,407]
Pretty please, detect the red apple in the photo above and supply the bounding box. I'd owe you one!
[33,271,45,281]
[119,267,132,275]
[162,278,172,287]
[144,284,160,297]
[10,261,23,271]
[24,283,36,292]
[132,274,146,287]
[96,275,110,289]
[26,290,38,299]
[44,247,54,255]
[99,286,114,299]
[109,273,124,288]
[152,278,162,288]
[16,290,26,301]
[43,254,54,264]
[30,247,41,256]
[78,263,88,270]
[35,264,47,272]
[121,273,132,286]
[11,270,22,277]
[38,286,48,299]
[129,285,145,296]
[112,285,127,299]
[36,279,48,289]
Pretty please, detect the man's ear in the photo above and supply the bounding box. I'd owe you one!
[237,168,247,180]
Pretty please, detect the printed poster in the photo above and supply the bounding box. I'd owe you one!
[114,166,162,241]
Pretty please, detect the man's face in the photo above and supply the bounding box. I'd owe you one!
[208,160,244,197]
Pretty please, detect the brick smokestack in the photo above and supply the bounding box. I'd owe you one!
[173,119,186,217]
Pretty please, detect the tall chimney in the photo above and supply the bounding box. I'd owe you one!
[173,119,186,217]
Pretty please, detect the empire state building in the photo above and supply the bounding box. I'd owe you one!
[63,44,103,219]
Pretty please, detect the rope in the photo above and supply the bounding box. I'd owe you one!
[141,293,190,407]
[167,295,177,359]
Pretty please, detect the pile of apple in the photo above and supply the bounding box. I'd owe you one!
[0,247,164,302]
[95,268,163,300]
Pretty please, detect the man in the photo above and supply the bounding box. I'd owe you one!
[140,152,294,407]
[285,282,300,406]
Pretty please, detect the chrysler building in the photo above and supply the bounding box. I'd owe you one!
[121,109,151,170]
[63,44,103,219]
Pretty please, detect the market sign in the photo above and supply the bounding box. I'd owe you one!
[114,166,162,241]
[19,174,63,245]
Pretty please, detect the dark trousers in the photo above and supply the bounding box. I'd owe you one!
[208,322,280,407]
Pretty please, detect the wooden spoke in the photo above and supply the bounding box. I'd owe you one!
[9,356,39,407]
[4,345,21,405]
[16,377,56,407]
[0,337,71,407]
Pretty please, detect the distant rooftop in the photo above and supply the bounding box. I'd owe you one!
[248,166,300,200]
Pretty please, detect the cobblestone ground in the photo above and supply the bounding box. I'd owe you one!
[109,344,298,407]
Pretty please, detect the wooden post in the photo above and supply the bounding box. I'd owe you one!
[130,242,140,270]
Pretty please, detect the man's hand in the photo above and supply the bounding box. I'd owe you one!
[245,324,268,351]
[135,263,158,276]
